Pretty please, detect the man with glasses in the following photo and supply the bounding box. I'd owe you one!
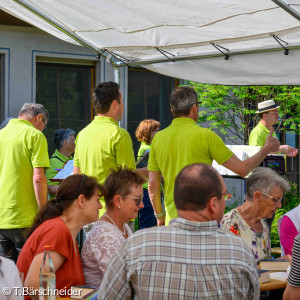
[249,99,298,156]
[148,86,280,226]
[99,164,259,300]
[0,103,49,262]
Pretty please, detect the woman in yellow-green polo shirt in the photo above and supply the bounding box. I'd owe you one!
[46,128,75,199]
[135,119,160,229]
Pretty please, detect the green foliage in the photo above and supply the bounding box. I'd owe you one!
[224,201,239,214]
[184,82,300,144]
[270,182,300,247]
[224,186,241,214]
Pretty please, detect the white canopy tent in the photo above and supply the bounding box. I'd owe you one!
[2,0,300,84]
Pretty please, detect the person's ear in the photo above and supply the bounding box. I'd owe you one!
[77,194,85,209]
[253,191,262,205]
[171,108,175,117]
[112,195,122,209]
[112,99,119,110]
[208,196,218,216]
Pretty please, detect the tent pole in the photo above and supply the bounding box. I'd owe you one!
[271,0,300,21]
[114,67,120,85]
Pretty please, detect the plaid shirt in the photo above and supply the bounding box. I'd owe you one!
[98,218,260,300]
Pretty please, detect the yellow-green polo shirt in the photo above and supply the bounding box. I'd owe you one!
[249,122,277,147]
[0,119,49,228]
[46,149,72,199]
[137,141,151,190]
[74,116,136,215]
[148,117,234,225]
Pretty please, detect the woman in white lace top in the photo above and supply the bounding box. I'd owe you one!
[81,167,146,287]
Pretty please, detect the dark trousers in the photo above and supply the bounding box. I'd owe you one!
[138,188,157,229]
[0,228,28,262]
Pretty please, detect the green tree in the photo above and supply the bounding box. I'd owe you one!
[186,83,300,144]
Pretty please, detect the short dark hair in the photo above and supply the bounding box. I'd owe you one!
[170,86,198,117]
[104,167,146,210]
[53,128,75,150]
[174,163,222,211]
[93,81,121,114]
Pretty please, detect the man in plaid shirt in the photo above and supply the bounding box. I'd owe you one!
[98,163,259,300]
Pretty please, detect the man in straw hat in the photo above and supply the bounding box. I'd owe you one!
[249,100,298,157]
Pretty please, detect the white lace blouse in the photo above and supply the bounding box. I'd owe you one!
[81,220,132,287]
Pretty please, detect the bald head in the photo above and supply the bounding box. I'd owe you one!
[174,163,223,211]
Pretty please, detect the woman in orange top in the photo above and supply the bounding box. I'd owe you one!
[17,174,103,299]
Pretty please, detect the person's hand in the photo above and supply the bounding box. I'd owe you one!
[281,254,292,265]
[265,127,280,153]
[286,146,299,157]
[156,216,165,226]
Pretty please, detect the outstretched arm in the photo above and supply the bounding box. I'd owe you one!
[279,145,299,157]
[222,128,280,177]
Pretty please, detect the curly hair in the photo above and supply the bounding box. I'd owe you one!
[135,119,160,145]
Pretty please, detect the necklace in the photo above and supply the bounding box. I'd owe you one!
[103,213,126,236]
[240,206,262,238]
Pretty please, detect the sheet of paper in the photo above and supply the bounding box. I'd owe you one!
[270,272,288,281]
[53,160,74,180]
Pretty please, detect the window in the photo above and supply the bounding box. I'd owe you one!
[127,68,175,156]
[36,63,93,155]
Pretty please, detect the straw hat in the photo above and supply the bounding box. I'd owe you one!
[255,100,280,114]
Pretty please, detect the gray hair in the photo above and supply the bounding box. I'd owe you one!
[18,103,49,122]
[246,167,290,200]
[53,128,75,150]
[170,86,198,117]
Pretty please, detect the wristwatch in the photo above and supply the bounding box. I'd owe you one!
[154,212,165,218]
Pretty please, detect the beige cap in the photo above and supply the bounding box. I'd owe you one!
[256,100,280,114]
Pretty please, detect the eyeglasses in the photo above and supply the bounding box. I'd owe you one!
[214,192,232,201]
[41,115,47,131]
[192,101,201,107]
[78,174,86,195]
[262,192,282,204]
[121,195,143,206]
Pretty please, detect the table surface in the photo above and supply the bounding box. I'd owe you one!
[260,273,287,291]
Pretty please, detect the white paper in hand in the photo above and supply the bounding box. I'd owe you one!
[53,160,74,180]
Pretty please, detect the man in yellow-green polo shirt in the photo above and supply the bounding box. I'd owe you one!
[0,103,49,262]
[148,86,281,226]
[249,99,298,157]
[74,81,147,218]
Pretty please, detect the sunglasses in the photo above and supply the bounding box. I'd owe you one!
[121,195,143,206]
